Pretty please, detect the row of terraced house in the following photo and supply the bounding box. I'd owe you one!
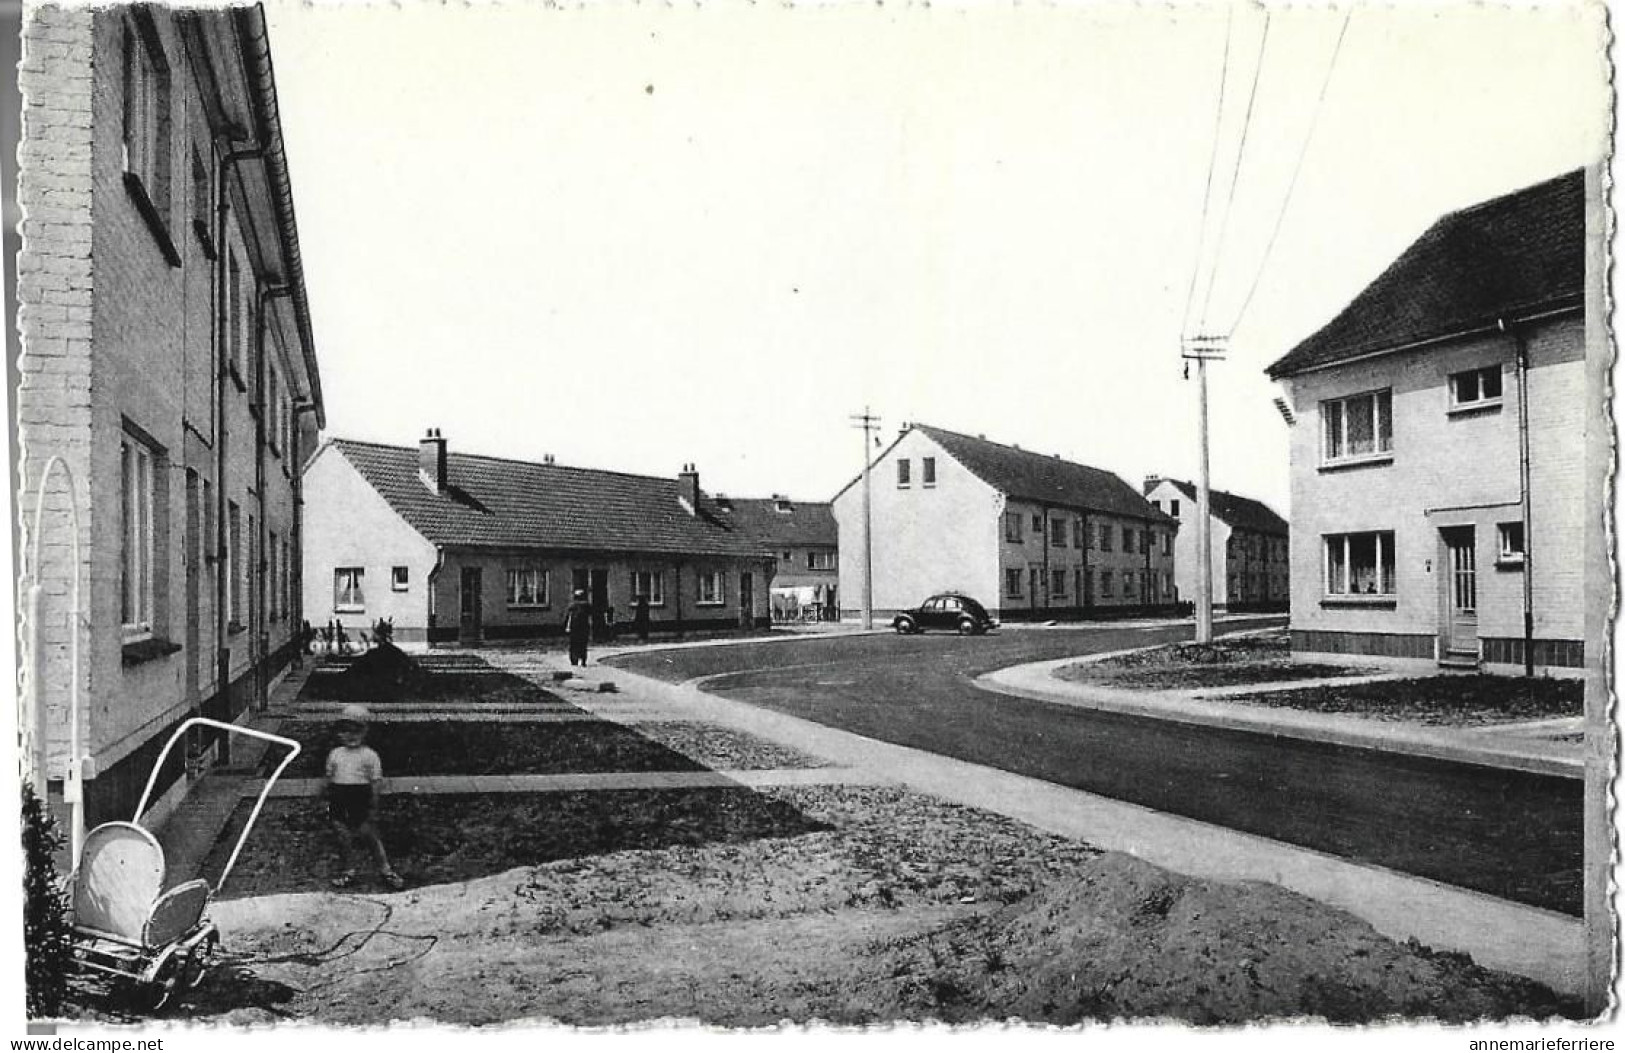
[12,3,1603,834]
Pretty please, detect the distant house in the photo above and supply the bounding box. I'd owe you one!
[302,432,775,644]
[1266,168,1604,674]
[831,424,1178,621]
[1143,478,1289,612]
[714,495,839,621]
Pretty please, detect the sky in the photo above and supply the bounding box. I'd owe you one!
[262,0,1609,516]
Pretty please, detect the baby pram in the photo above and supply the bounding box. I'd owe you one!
[68,718,299,1011]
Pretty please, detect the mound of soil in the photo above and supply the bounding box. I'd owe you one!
[855,853,1581,1024]
[317,642,433,702]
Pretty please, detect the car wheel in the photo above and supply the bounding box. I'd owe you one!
[895,618,915,635]
[958,619,977,635]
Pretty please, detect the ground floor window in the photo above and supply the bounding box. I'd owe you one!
[335,566,365,612]
[507,566,549,608]
[1498,521,1525,562]
[1324,531,1395,595]
[697,570,724,605]
[393,565,410,591]
[268,531,280,621]
[120,433,156,640]
[631,570,665,605]
[1101,572,1114,598]
[1005,568,1023,598]
[1051,569,1067,598]
[807,550,836,571]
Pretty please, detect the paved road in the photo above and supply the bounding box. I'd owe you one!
[608,621,1582,915]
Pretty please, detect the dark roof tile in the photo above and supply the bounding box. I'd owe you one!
[1149,479,1287,536]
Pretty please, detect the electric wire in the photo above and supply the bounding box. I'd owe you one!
[1193,9,1273,341]
[1225,9,1353,340]
[1179,6,1236,346]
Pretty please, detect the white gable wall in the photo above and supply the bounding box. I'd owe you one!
[301,444,439,641]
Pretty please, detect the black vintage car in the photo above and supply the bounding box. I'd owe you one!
[892,593,998,635]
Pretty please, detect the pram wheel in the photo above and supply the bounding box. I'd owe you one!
[122,954,181,1013]
[179,933,217,990]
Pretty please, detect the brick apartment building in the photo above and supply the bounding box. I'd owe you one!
[16,5,324,828]
[832,424,1178,622]
[1143,477,1289,612]
[1267,168,1603,674]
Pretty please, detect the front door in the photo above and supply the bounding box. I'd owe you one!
[1442,528,1478,653]
[739,572,754,629]
[459,566,483,644]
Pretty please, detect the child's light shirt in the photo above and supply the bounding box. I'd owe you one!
[326,745,383,786]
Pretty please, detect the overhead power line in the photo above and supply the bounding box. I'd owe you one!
[1225,9,1354,340]
[1180,6,1235,342]
[1193,9,1272,338]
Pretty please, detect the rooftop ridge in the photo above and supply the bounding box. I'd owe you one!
[332,437,704,489]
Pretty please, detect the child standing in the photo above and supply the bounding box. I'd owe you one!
[325,704,405,890]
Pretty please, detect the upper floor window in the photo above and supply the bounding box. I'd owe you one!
[1099,523,1114,552]
[697,570,725,605]
[1322,389,1393,464]
[1004,512,1024,543]
[1325,531,1395,596]
[1171,499,1181,518]
[1122,526,1134,551]
[1031,514,1043,532]
[807,551,836,572]
[1073,518,1085,548]
[120,433,157,640]
[922,457,936,487]
[122,14,174,258]
[896,459,911,487]
[267,367,281,455]
[1050,518,1067,547]
[1450,366,1503,411]
[1162,532,1173,556]
[392,566,410,591]
[190,145,212,254]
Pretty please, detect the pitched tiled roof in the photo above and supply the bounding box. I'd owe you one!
[913,425,1173,523]
[1267,169,1585,379]
[714,497,837,548]
[1150,479,1287,537]
[330,439,770,559]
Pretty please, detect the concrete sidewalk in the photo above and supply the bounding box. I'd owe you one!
[978,654,1582,779]
[519,653,1585,1000]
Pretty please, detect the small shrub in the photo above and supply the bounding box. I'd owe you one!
[21,784,73,1018]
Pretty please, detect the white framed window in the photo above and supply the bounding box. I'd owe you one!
[506,566,549,608]
[630,570,665,606]
[697,570,725,606]
[1450,366,1503,411]
[922,457,936,487]
[1322,389,1393,464]
[392,566,410,591]
[1004,512,1023,543]
[268,530,279,621]
[334,567,365,612]
[1324,531,1395,596]
[1498,522,1526,563]
[1005,568,1024,598]
[122,16,171,235]
[896,459,911,487]
[120,434,156,640]
[227,501,241,627]
[807,551,836,571]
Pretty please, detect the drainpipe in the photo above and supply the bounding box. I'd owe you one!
[1081,512,1090,615]
[1040,505,1051,615]
[214,142,262,762]
[1501,317,1536,676]
[1144,520,1154,610]
[425,544,446,646]
[674,560,685,637]
[291,401,318,650]
[255,285,292,708]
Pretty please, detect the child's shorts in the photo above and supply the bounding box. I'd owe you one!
[328,784,375,829]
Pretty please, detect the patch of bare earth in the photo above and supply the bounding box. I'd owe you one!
[1056,632,1363,690]
[1224,675,1583,727]
[169,785,1576,1025]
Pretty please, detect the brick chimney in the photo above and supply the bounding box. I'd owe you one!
[419,428,448,494]
[678,463,700,515]
[1143,474,1161,495]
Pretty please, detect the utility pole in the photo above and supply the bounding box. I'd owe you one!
[1184,336,1225,645]
[850,408,881,629]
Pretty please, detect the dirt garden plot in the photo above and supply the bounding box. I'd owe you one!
[267,719,827,778]
[1056,632,1364,690]
[178,784,1579,1025]
[300,649,564,705]
[1220,674,1584,727]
